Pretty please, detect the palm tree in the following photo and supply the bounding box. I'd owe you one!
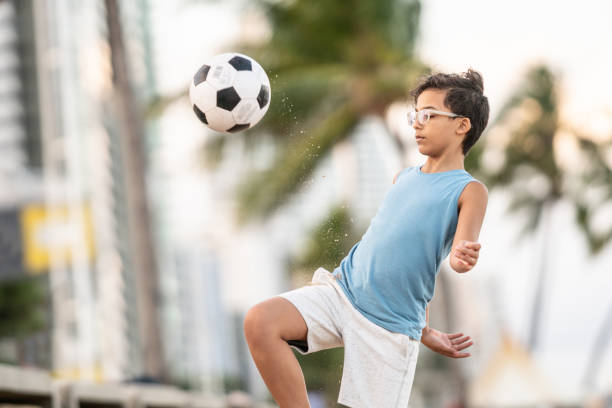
[204,0,427,222]
[473,65,612,362]
[572,135,612,389]
[472,65,563,353]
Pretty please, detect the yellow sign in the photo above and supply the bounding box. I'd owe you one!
[20,204,95,273]
[52,362,105,382]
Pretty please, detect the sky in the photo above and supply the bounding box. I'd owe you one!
[154,0,612,139]
[417,0,612,139]
[150,0,612,397]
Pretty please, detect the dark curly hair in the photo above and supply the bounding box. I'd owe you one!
[410,69,490,156]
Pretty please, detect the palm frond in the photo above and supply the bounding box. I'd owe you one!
[254,0,421,67]
[236,103,359,223]
[492,65,557,127]
[571,135,612,254]
[289,205,362,276]
[251,64,351,137]
[480,65,562,194]
[574,204,612,255]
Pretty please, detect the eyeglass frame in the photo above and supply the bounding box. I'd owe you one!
[407,108,465,126]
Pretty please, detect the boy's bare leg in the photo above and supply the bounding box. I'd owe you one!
[244,297,310,408]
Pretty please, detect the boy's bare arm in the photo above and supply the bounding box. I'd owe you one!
[450,181,488,273]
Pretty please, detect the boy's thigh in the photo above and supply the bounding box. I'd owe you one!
[277,273,346,354]
[339,316,420,407]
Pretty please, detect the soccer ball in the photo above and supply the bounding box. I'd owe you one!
[189,53,271,133]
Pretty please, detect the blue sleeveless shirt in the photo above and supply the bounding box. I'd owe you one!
[333,165,478,340]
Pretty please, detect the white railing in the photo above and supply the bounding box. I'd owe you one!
[0,364,270,408]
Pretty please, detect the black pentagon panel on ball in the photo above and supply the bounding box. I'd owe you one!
[217,87,241,111]
[257,85,270,109]
[193,105,208,124]
[193,65,210,86]
[228,123,250,133]
[228,55,252,71]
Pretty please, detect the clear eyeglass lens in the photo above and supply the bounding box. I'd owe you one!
[408,111,416,126]
[418,110,430,124]
[408,110,432,126]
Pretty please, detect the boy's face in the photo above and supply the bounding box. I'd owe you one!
[413,89,470,157]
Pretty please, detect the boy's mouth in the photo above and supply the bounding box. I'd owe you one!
[415,135,425,142]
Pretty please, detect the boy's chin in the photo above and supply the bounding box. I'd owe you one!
[416,146,429,155]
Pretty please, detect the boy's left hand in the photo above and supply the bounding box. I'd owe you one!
[421,327,473,358]
[451,240,481,272]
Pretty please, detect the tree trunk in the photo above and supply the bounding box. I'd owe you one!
[104,0,165,381]
[582,301,612,389]
[527,201,553,353]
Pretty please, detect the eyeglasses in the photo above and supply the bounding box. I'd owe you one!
[407,109,464,126]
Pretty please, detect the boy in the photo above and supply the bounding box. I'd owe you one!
[244,69,490,407]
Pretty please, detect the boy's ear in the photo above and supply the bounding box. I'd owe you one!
[457,117,471,136]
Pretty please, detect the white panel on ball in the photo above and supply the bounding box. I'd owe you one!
[205,107,236,132]
[248,102,268,128]
[233,71,261,99]
[257,65,271,88]
[232,99,260,124]
[206,62,238,91]
[189,81,217,113]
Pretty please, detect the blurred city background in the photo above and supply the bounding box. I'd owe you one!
[1,0,611,407]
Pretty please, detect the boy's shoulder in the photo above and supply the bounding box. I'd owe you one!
[459,179,488,208]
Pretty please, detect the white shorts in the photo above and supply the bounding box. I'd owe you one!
[278,267,420,408]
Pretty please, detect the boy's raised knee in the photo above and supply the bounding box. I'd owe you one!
[244,303,274,346]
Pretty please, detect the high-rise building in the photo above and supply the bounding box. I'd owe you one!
[0,0,42,175]
[0,0,234,392]
[0,0,46,367]
[0,0,157,381]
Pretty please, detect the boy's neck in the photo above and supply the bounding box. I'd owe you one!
[420,155,465,174]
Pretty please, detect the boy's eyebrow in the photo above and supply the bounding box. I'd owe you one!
[415,105,437,111]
